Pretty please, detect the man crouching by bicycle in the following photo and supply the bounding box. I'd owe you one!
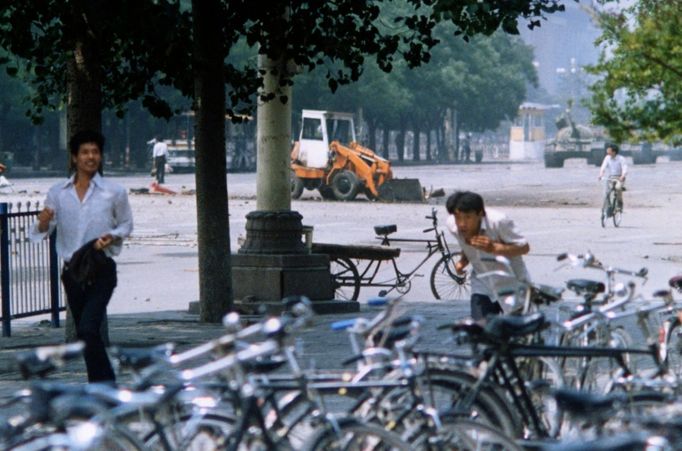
[445,191,531,321]
[599,144,627,211]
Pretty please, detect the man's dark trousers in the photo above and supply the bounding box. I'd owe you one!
[62,259,117,383]
[155,155,166,184]
[471,293,502,321]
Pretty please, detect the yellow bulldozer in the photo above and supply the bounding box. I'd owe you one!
[290,110,423,202]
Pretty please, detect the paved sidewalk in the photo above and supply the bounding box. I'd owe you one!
[0,301,470,397]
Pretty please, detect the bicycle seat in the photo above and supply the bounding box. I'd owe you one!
[669,274,682,292]
[242,356,287,374]
[553,388,668,419]
[110,343,175,371]
[566,279,605,295]
[484,312,548,340]
[530,283,564,304]
[374,224,397,236]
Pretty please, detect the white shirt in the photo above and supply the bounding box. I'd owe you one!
[446,208,530,308]
[30,173,133,261]
[152,141,168,158]
[600,154,628,178]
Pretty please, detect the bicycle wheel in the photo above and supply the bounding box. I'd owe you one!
[519,356,566,438]
[665,320,682,377]
[601,193,610,228]
[613,201,622,227]
[420,365,521,438]
[575,326,634,394]
[430,253,471,301]
[143,412,235,450]
[329,256,360,301]
[302,416,410,451]
[433,417,523,451]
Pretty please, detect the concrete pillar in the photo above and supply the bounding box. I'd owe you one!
[256,54,292,212]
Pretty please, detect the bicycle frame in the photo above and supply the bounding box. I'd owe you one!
[357,210,456,296]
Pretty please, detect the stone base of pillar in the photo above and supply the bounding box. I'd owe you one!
[233,253,331,299]
[232,210,358,314]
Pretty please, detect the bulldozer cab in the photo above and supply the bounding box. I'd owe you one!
[297,110,356,169]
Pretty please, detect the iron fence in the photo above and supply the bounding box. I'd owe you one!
[0,202,62,337]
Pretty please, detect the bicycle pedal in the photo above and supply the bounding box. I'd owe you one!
[414,273,424,278]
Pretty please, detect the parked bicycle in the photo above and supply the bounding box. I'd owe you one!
[313,208,470,301]
[600,177,623,227]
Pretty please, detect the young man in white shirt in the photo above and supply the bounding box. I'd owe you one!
[598,144,627,211]
[445,191,530,320]
[32,130,133,383]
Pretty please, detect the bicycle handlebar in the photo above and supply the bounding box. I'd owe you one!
[556,251,648,281]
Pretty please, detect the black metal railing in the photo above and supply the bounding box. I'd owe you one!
[0,202,62,337]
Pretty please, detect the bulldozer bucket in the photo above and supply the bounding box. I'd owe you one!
[377,178,424,202]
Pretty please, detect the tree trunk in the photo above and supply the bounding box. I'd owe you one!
[453,110,460,162]
[426,129,432,162]
[64,37,104,342]
[381,127,390,159]
[256,54,292,212]
[396,120,406,163]
[367,120,376,151]
[193,0,233,322]
[412,125,421,162]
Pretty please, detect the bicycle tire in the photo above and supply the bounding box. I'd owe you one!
[8,423,146,451]
[301,416,410,451]
[420,365,522,438]
[519,356,566,438]
[432,417,523,451]
[329,256,360,301]
[572,326,634,394]
[143,412,235,450]
[613,208,622,227]
[665,321,682,377]
[430,253,471,301]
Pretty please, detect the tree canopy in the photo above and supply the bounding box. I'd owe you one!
[587,0,682,143]
[0,0,567,123]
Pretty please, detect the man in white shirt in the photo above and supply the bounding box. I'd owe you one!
[31,130,133,383]
[152,136,169,184]
[445,191,530,320]
[598,144,627,211]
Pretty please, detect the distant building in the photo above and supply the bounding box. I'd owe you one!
[509,103,558,161]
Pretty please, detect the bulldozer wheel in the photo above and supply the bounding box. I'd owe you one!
[291,172,304,199]
[319,184,336,200]
[331,170,359,201]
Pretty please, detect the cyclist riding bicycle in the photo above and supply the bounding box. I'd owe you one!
[598,144,627,211]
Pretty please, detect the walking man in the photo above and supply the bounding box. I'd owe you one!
[598,144,627,211]
[152,136,168,184]
[31,130,133,383]
[445,191,530,320]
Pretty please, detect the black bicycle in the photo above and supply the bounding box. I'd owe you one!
[601,178,623,228]
[313,209,470,301]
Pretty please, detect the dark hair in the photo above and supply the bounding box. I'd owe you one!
[69,130,105,174]
[606,143,619,154]
[446,191,485,214]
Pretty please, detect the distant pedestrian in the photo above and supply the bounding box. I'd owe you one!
[445,191,530,321]
[462,135,472,162]
[152,136,168,184]
[31,130,133,383]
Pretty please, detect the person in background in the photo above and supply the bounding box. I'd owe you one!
[31,130,133,383]
[445,191,531,321]
[152,135,168,184]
